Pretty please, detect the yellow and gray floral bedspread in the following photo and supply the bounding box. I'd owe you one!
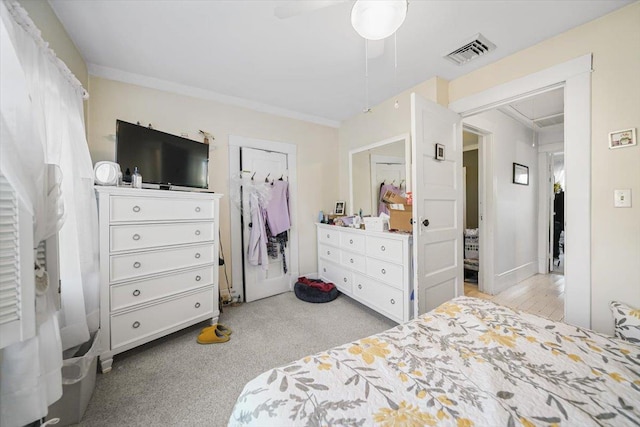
[229,297,640,426]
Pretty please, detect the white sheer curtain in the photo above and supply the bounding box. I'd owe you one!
[0,1,98,425]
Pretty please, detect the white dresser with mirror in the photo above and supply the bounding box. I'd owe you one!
[316,224,412,323]
[95,186,222,372]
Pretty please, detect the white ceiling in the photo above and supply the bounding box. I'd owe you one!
[49,0,631,126]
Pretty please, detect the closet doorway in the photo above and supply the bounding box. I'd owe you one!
[229,136,299,303]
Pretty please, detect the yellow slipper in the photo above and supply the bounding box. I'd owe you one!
[200,323,232,336]
[197,327,230,344]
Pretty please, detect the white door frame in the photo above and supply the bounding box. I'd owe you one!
[449,54,592,328]
[461,125,490,294]
[228,136,299,303]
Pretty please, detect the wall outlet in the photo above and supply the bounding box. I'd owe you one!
[614,189,631,208]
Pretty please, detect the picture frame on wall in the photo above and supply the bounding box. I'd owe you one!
[334,201,346,215]
[608,128,636,149]
[513,163,529,185]
[435,143,445,161]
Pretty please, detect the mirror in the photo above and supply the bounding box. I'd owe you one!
[348,134,411,216]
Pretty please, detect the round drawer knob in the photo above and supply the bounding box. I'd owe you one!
[133,261,141,269]
[195,253,201,259]
[343,277,347,283]
[326,234,330,238]
[195,302,201,308]
[195,230,201,236]
[358,284,362,289]
[350,258,354,263]
[132,233,141,241]
[381,245,386,251]
[195,275,201,282]
[381,268,386,274]
[327,250,331,255]
[132,289,141,297]
[349,239,353,244]
[195,206,201,213]
[323,268,326,272]
[390,299,396,305]
[132,205,141,213]
[132,321,140,329]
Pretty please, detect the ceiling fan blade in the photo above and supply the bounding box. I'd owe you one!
[274,0,347,19]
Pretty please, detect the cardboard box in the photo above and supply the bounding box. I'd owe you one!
[388,204,413,232]
[381,190,406,205]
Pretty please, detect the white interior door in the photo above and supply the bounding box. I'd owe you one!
[241,147,291,302]
[411,93,463,316]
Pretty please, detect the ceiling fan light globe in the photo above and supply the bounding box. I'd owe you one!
[351,0,407,41]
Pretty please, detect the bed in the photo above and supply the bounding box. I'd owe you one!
[229,297,639,426]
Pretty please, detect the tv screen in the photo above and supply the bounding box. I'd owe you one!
[116,120,209,189]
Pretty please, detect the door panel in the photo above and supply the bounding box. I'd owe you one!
[411,93,463,315]
[241,147,290,302]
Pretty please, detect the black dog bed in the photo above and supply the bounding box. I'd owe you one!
[294,281,339,303]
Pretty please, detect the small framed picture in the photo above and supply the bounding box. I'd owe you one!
[435,143,445,161]
[334,201,346,215]
[513,163,529,186]
[609,128,636,149]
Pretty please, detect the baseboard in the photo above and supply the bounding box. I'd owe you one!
[494,261,537,294]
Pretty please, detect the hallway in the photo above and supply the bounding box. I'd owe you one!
[464,273,565,322]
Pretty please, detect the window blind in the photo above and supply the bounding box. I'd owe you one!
[0,174,21,327]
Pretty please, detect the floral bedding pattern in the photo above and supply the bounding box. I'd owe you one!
[229,297,640,426]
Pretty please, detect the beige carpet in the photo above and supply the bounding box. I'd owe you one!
[75,291,396,426]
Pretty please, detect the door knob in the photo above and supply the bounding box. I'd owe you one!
[422,219,430,227]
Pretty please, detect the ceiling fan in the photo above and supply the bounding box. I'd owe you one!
[274,0,408,59]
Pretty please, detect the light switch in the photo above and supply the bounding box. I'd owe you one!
[614,189,631,208]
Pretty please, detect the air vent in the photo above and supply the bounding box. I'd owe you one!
[444,33,496,66]
[534,113,564,128]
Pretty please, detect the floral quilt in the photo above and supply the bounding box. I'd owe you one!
[229,297,640,426]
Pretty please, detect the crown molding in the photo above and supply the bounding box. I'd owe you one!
[87,64,341,128]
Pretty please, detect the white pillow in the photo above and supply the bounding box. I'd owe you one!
[610,301,640,344]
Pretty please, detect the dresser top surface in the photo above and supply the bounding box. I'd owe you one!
[316,223,411,241]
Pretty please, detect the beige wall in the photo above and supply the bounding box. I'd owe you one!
[87,76,339,288]
[449,2,640,334]
[17,0,87,88]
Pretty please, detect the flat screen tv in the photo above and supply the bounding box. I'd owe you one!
[116,120,209,189]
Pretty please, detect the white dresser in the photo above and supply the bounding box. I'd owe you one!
[316,224,412,323]
[95,187,222,372]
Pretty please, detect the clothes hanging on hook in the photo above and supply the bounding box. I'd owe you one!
[378,182,401,216]
[264,180,291,235]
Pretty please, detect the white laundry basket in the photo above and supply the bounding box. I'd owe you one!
[46,329,101,426]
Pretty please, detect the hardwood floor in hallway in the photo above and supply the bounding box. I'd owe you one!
[464,273,565,322]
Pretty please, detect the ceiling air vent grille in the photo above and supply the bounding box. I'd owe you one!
[444,33,496,66]
[534,113,564,128]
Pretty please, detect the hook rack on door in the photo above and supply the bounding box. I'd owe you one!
[240,170,289,182]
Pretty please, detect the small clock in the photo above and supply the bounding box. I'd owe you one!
[93,161,121,186]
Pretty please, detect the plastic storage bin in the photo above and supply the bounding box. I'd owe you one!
[46,330,100,426]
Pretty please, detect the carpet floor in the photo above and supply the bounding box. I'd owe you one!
[75,291,396,426]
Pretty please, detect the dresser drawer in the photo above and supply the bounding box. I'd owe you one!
[352,273,403,320]
[110,221,215,252]
[110,243,214,282]
[318,260,352,294]
[366,236,404,263]
[111,266,213,311]
[340,232,365,253]
[318,227,341,246]
[110,288,214,350]
[366,258,404,290]
[318,244,340,264]
[110,196,214,222]
[340,250,366,274]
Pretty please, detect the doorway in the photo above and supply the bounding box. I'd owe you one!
[450,55,592,330]
[229,136,299,303]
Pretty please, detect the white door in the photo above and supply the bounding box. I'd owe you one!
[241,147,291,302]
[411,93,463,316]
